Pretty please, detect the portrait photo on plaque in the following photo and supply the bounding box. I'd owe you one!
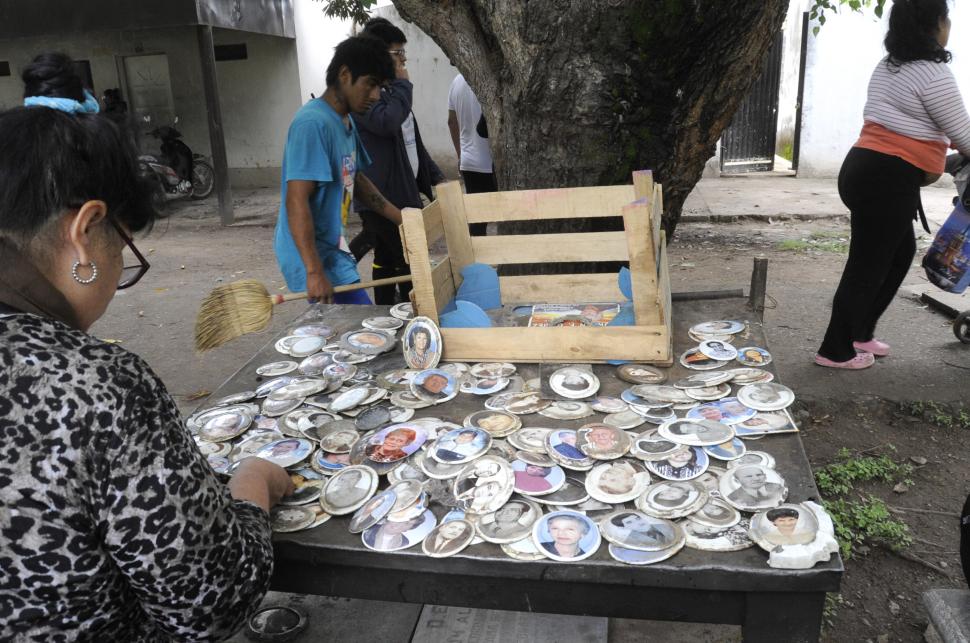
[585,460,651,503]
[719,464,787,511]
[403,317,442,370]
[646,446,710,481]
[362,510,436,552]
[510,458,565,495]
[365,424,427,463]
[600,510,681,552]
[532,511,601,562]
[423,519,475,557]
[477,499,542,543]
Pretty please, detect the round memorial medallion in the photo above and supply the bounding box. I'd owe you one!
[320,465,379,515]
[719,464,787,512]
[402,317,442,370]
[599,510,682,552]
[736,382,795,412]
[585,459,651,503]
[452,456,515,514]
[532,510,601,562]
[423,519,476,557]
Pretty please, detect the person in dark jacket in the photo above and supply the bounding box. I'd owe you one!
[350,17,444,304]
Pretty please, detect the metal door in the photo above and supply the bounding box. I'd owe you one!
[720,31,784,174]
[122,54,175,139]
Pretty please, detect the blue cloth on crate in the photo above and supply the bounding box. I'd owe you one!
[456,263,501,310]
[440,300,492,328]
[24,90,100,114]
[618,267,633,301]
[606,270,637,364]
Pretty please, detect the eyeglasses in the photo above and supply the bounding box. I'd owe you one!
[388,49,407,59]
[107,218,150,289]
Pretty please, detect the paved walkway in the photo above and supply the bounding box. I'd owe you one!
[683,175,956,228]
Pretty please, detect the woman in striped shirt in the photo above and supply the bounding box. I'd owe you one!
[816,0,970,369]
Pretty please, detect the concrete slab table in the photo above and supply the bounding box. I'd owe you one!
[208,298,842,642]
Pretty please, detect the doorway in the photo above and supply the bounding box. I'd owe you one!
[720,31,785,174]
[122,53,175,139]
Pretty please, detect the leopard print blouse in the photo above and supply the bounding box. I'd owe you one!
[0,313,274,641]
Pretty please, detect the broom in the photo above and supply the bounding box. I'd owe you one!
[194,275,412,352]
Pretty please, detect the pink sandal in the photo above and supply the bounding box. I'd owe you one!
[853,339,890,356]
[814,352,875,370]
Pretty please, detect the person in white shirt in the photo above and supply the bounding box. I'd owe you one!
[448,74,495,235]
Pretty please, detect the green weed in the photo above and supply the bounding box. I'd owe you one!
[814,447,914,558]
[776,231,848,253]
[823,592,844,628]
[901,401,970,430]
[823,496,912,559]
[814,447,913,496]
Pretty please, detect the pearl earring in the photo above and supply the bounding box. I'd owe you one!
[71,260,98,285]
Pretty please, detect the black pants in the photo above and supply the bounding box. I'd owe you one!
[348,210,411,305]
[818,147,922,361]
[461,170,496,237]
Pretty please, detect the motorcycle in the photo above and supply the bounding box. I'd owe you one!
[138,122,215,210]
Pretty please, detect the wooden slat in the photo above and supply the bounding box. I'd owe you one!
[439,326,671,363]
[652,184,664,269]
[500,273,624,304]
[400,206,439,323]
[424,200,445,246]
[622,201,660,325]
[632,169,653,201]
[471,231,630,265]
[436,181,475,289]
[658,231,671,326]
[463,184,634,224]
[430,257,456,313]
[399,201,444,264]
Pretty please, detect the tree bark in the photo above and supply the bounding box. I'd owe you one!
[393,0,790,242]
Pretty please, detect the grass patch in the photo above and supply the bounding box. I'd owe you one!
[776,231,848,253]
[900,400,970,430]
[814,447,914,558]
[815,447,913,496]
[823,496,912,559]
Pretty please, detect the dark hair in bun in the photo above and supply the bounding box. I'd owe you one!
[22,52,85,101]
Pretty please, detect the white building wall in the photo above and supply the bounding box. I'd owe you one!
[212,29,302,187]
[293,0,354,103]
[0,27,301,188]
[799,3,970,177]
[776,0,811,155]
[373,4,461,178]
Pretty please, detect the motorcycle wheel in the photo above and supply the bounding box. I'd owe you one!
[150,185,169,217]
[191,161,215,199]
[954,311,970,345]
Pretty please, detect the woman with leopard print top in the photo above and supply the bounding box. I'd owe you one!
[0,54,293,641]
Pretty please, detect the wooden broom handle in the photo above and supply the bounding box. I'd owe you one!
[271,275,413,304]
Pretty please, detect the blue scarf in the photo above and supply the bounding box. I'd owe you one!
[24,89,100,114]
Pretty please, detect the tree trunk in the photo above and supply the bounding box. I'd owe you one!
[393,0,789,242]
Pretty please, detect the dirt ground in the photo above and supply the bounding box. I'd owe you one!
[90,189,970,642]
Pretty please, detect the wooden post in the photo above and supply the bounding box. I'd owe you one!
[197,25,233,226]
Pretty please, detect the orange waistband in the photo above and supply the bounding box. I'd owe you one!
[854,121,947,174]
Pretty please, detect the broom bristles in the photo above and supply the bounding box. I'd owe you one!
[195,279,274,352]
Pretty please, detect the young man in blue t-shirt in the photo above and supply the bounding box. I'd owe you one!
[274,36,401,304]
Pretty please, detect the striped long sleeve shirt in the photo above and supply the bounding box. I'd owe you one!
[857,57,970,173]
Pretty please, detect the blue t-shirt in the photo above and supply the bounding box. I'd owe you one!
[274,99,371,292]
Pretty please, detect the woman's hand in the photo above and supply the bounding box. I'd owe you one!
[922,172,943,186]
[228,457,295,513]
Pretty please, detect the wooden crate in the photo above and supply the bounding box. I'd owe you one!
[399,170,672,364]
